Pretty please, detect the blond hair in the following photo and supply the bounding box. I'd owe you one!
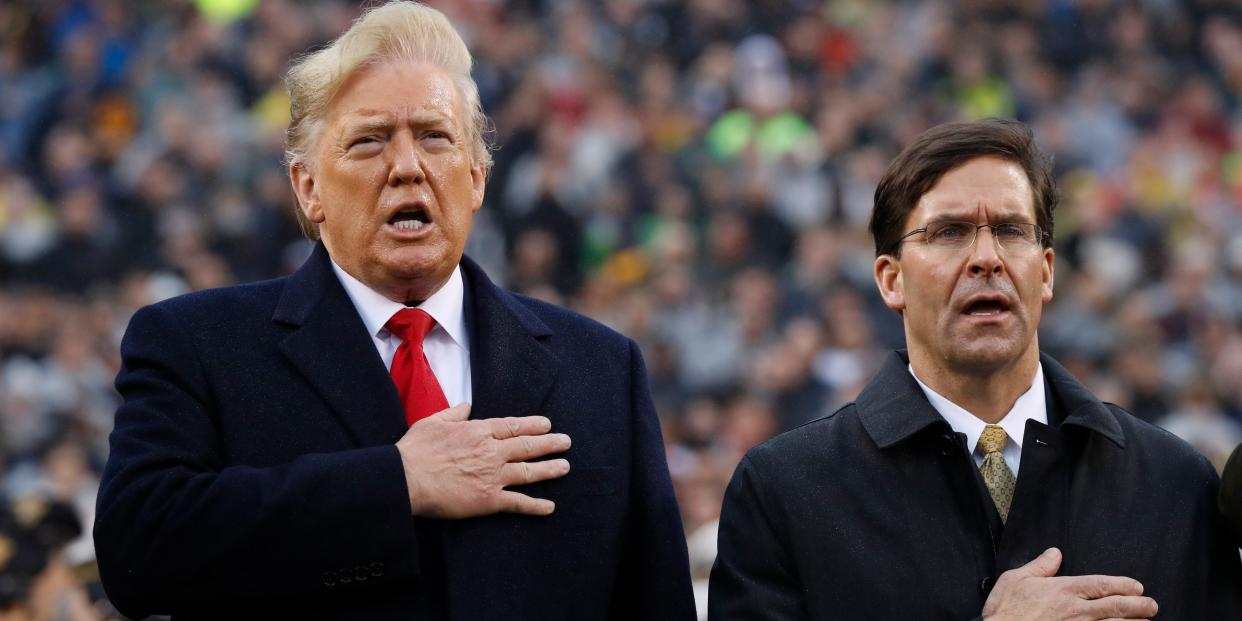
[284,1,492,239]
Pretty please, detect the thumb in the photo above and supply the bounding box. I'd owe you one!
[430,402,471,422]
[1019,547,1062,578]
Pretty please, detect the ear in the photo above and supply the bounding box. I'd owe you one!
[289,162,325,224]
[874,254,905,312]
[1041,247,1055,303]
[469,161,486,213]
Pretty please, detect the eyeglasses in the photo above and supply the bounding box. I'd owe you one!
[898,221,1046,252]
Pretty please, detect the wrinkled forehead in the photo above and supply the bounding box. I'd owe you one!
[907,157,1036,227]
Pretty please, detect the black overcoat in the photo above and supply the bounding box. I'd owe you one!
[95,243,695,620]
[1223,443,1242,548]
[710,351,1242,620]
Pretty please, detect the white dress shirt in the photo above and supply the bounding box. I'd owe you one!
[331,259,472,407]
[908,363,1046,475]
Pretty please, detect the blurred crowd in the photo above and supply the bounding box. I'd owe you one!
[2,0,1242,618]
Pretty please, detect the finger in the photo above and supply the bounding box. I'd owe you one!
[500,433,571,461]
[1081,595,1157,620]
[428,402,471,422]
[500,459,571,486]
[497,490,555,516]
[1067,575,1145,599]
[1016,547,1062,578]
[487,416,552,439]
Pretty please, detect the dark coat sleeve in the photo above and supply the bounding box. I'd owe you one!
[612,339,697,620]
[1202,453,1242,618]
[1222,443,1242,549]
[708,453,807,621]
[94,304,421,618]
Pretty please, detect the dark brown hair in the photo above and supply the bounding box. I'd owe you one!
[869,118,1056,257]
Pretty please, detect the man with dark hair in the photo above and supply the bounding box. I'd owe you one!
[709,118,1242,620]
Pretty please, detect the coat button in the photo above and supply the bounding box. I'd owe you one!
[940,437,957,457]
[370,562,385,577]
[322,571,336,587]
[980,576,994,594]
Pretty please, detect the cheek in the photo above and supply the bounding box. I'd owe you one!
[433,166,479,214]
[914,264,959,302]
[1019,260,1048,296]
[334,156,387,183]
[902,279,939,322]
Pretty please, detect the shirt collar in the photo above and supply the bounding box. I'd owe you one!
[329,258,468,352]
[856,351,1125,450]
[908,362,1047,454]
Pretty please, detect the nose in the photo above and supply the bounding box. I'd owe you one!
[388,132,425,186]
[966,225,1004,276]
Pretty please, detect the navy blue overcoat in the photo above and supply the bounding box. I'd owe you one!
[95,243,695,620]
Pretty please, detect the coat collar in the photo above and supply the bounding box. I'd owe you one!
[855,351,949,449]
[270,243,558,446]
[1038,352,1125,448]
[857,350,1125,450]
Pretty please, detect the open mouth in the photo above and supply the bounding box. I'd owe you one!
[389,207,430,232]
[962,297,1010,316]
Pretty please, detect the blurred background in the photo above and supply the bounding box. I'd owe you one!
[2,0,1242,618]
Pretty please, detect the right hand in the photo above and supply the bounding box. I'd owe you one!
[981,548,1158,621]
[396,403,571,519]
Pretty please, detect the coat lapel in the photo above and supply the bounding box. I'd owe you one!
[273,243,407,447]
[459,255,558,422]
[443,256,560,619]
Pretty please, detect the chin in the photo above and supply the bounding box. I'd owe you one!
[944,337,1028,376]
[382,247,449,275]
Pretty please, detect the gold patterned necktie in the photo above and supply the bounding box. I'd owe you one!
[978,425,1016,523]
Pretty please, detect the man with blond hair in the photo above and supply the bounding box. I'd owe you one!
[94,3,694,619]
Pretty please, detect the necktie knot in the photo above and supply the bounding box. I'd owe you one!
[386,308,437,344]
[978,425,1009,455]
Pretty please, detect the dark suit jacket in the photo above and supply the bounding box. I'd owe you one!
[1224,443,1242,547]
[709,351,1242,620]
[95,243,695,620]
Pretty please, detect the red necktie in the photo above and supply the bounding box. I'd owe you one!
[385,308,449,426]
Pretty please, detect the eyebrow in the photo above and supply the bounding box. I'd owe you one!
[340,118,394,137]
[919,210,1033,227]
[339,109,454,134]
